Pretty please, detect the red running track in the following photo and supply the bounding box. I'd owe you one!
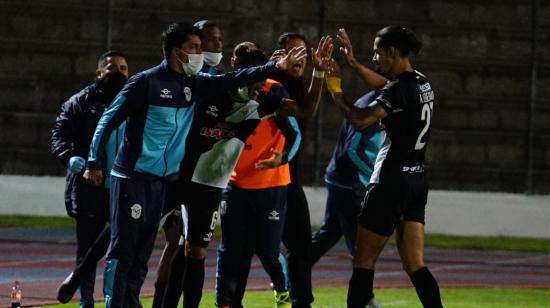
[0,227,549,307]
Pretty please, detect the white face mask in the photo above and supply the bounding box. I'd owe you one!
[178,50,204,75]
[203,51,223,67]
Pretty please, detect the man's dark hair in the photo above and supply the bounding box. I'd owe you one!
[376,25,422,56]
[194,20,218,31]
[194,20,220,40]
[277,32,307,48]
[233,45,268,69]
[161,22,202,58]
[97,50,126,68]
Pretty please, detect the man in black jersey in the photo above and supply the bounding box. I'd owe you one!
[160,36,332,308]
[326,26,442,308]
[270,32,323,308]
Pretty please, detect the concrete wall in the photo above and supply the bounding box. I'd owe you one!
[0,0,549,192]
[1,175,549,238]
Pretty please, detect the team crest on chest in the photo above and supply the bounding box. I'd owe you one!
[184,86,192,102]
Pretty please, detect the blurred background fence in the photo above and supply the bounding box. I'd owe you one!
[0,0,549,193]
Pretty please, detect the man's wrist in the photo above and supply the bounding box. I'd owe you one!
[275,60,283,71]
[313,68,325,79]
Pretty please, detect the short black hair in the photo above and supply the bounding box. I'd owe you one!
[233,45,268,69]
[376,26,422,56]
[161,22,202,58]
[277,32,307,48]
[97,50,126,68]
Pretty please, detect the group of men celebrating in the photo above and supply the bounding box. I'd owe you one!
[51,20,383,308]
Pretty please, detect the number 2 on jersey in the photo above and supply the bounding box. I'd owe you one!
[415,103,432,150]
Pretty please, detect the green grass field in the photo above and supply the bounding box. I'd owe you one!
[45,287,550,307]
[2,215,550,253]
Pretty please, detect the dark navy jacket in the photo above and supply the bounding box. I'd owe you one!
[274,74,308,185]
[51,83,124,217]
[88,59,280,179]
[325,91,384,189]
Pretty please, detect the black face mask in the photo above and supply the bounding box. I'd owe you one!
[96,71,128,100]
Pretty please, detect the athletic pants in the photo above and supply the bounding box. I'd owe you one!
[103,176,166,308]
[216,185,289,307]
[311,183,365,264]
[281,183,313,306]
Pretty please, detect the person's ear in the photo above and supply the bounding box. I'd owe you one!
[95,68,103,79]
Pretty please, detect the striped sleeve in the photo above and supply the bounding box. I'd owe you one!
[274,116,301,164]
[347,125,383,183]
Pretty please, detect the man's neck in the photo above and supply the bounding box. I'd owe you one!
[389,58,413,78]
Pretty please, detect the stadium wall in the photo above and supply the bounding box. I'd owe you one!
[0,0,549,193]
[1,175,549,238]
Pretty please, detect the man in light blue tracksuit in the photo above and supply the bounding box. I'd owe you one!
[311,91,384,261]
[83,22,305,308]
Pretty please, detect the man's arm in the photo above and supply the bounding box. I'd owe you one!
[337,28,388,91]
[51,96,81,166]
[277,36,334,118]
[197,47,307,95]
[329,91,387,131]
[85,74,147,185]
[255,116,301,169]
[326,61,387,131]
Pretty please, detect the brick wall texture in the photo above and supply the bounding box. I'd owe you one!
[1,0,549,193]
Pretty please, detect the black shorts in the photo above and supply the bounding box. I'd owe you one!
[161,181,184,231]
[181,181,223,247]
[358,172,428,236]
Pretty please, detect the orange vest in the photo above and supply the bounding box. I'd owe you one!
[230,80,291,189]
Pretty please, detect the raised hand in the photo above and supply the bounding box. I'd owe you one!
[270,49,286,62]
[311,35,334,71]
[275,46,307,71]
[337,28,359,68]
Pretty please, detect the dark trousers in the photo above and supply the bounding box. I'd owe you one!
[311,183,365,264]
[75,215,108,308]
[104,176,166,308]
[216,185,288,307]
[281,183,313,306]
